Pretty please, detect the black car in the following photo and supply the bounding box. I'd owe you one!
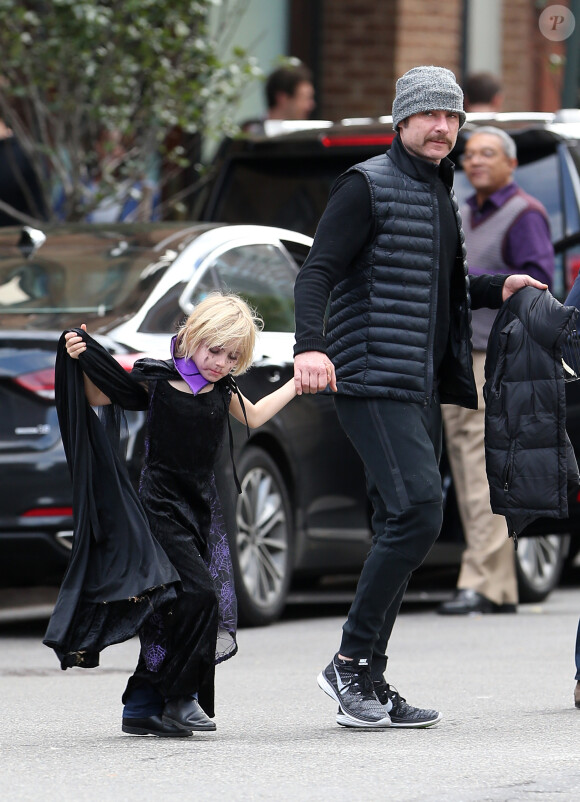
[0,222,372,626]
[1,212,579,627]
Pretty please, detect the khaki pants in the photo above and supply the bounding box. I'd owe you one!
[441,351,518,605]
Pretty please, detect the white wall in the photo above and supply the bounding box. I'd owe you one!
[465,0,502,76]
[219,0,290,124]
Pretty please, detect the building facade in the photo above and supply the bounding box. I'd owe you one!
[284,0,573,120]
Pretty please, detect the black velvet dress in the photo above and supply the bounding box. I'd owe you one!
[123,378,238,716]
[44,331,238,719]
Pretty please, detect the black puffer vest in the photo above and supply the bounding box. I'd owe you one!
[325,142,477,407]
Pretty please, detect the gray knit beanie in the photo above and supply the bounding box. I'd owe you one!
[392,66,466,130]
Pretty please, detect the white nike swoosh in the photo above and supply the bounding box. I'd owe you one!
[333,665,347,694]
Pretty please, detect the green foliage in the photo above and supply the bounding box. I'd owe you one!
[0,0,260,222]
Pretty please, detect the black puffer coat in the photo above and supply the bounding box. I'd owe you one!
[484,287,579,538]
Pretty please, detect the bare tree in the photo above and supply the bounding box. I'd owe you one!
[0,0,259,223]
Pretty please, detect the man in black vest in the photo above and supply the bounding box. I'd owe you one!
[293,66,547,730]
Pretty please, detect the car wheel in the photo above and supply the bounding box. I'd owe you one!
[515,534,570,602]
[232,446,293,626]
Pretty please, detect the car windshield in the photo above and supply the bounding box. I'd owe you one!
[0,224,212,329]
[0,247,173,316]
[208,155,367,237]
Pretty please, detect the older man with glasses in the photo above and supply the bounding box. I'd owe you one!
[438,126,555,616]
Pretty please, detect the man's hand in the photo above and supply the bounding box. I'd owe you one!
[502,275,548,302]
[294,351,337,395]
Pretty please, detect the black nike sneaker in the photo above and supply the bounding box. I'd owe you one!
[373,679,441,728]
[317,654,391,728]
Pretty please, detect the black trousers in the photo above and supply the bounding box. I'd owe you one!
[335,395,443,679]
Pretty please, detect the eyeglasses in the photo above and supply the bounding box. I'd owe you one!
[459,148,501,164]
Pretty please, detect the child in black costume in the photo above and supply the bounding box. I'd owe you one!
[44,292,296,737]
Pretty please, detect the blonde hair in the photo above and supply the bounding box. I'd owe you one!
[175,292,263,375]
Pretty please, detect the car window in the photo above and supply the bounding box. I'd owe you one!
[200,243,297,332]
[515,154,563,242]
[0,247,171,317]
[560,144,580,237]
[209,156,366,237]
[139,269,217,333]
[280,238,311,268]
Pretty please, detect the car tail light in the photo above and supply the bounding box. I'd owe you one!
[12,353,143,402]
[566,253,580,292]
[113,353,146,371]
[320,134,396,147]
[14,368,56,400]
[22,506,73,517]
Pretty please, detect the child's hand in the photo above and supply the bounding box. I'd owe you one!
[65,324,88,360]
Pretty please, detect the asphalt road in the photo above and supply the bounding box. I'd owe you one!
[0,587,579,802]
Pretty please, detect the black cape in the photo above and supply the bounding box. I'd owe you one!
[43,331,184,669]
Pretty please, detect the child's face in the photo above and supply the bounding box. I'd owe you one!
[193,340,241,381]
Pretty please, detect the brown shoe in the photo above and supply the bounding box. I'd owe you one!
[575,681,580,709]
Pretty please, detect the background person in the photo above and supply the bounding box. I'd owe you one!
[0,117,46,225]
[463,72,503,113]
[292,66,547,731]
[242,62,315,134]
[265,63,315,120]
[438,127,554,616]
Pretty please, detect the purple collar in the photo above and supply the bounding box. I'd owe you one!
[170,335,210,395]
[466,182,518,217]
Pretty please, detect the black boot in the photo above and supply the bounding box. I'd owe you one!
[122,714,193,737]
[163,696,217,732]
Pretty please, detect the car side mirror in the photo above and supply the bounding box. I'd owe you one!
[18,226,46,259]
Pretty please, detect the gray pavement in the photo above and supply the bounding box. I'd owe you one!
[0,587,579,801]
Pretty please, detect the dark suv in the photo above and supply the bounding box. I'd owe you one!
[198,111,580,301]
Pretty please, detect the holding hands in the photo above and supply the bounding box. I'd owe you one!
[294,351,337,395]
